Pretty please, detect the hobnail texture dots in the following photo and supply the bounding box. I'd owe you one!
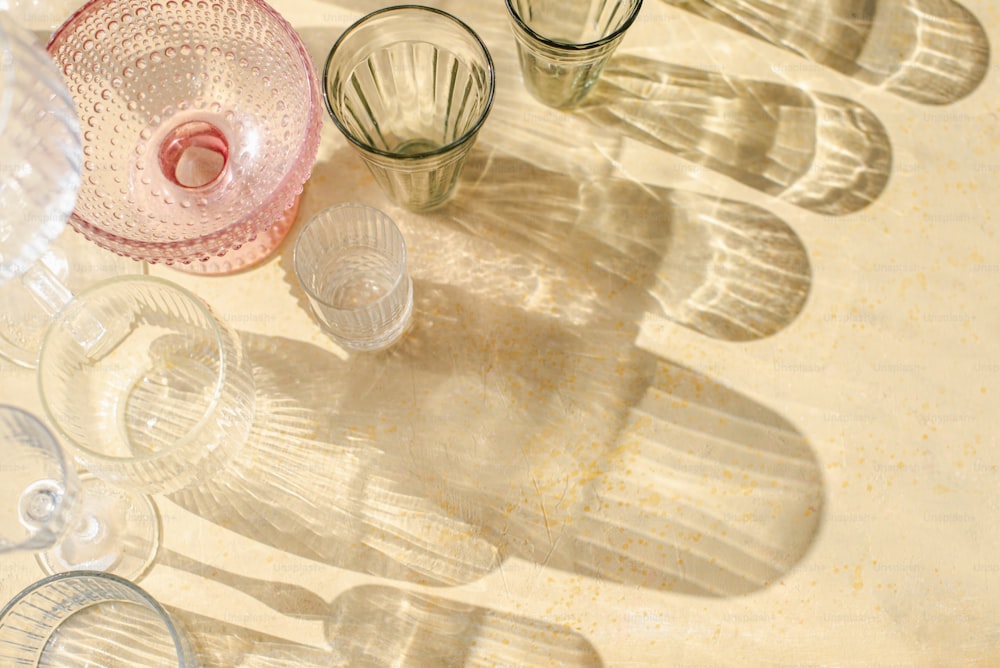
[0,13,82,284]
[46,0,322,271]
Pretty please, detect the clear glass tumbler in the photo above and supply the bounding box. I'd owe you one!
[294,203,413,351]
[46,0,323,274]
[505,0,643,108]
[37,276,256,495]
[323,5,495,211]
[0,571,197,666]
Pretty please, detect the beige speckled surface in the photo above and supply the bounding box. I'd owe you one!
[2,0,998,665]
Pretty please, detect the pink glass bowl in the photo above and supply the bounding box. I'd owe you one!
[46,0,322,274]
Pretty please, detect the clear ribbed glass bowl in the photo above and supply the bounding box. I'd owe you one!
[46,0,322,273]
[0,571,197,666]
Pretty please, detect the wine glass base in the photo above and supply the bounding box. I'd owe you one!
[36,474,160,582]
[170,194,302,276]
[0,228,145,368]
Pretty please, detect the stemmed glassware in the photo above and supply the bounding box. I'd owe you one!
[37,276,257,496]
[0,404,159,580]
[1,10,252,585]
[0,12,82,319]
[45,0,323,274]
[0,11,145,368]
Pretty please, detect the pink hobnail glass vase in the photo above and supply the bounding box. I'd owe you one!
[46,0,322,274]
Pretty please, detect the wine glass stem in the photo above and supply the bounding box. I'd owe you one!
[20,259,107,351]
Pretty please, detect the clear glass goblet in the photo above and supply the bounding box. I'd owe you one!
[0,404,159,580]
[0,12,79,287]
[0,570,197,666]
[0,12,143,367]
[0,227,148,368]
[46,0,323,274]
[37,275,256,496]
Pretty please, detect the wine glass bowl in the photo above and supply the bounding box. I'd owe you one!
[0,12,81,285]
[46,0,323,274]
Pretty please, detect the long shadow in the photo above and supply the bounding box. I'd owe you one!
[165,137,824,599]
[167,329,504,588]
[164,580,604,666]
[576,55,893,216]
[661,0,990,105]
[439,147,812,342]
[303,5,892,217]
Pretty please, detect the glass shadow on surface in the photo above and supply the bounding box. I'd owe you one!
[660,0,990,105]
[167,294,821,597]
[575,55,893,216]
[166,586,603,667]
[167,330,502,588]
[169,160,822,598]
[440,148,811,342]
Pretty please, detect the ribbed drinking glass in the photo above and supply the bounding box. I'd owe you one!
[0,571,197,666]
[506,0,643,108]
[323,5,495,211]
[294,203,413,351]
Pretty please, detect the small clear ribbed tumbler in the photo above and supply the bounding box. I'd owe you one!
[506,0,643,108]
[37,276,256,495]
[0,571,197,666]
[294,204,413,351]
[323,5,495,211]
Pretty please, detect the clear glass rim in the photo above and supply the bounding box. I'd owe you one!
[37,275,232,467]
[0,570,191,666]
[504,0,644,51]
[322,4,496,162]
[293,202,409,314]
